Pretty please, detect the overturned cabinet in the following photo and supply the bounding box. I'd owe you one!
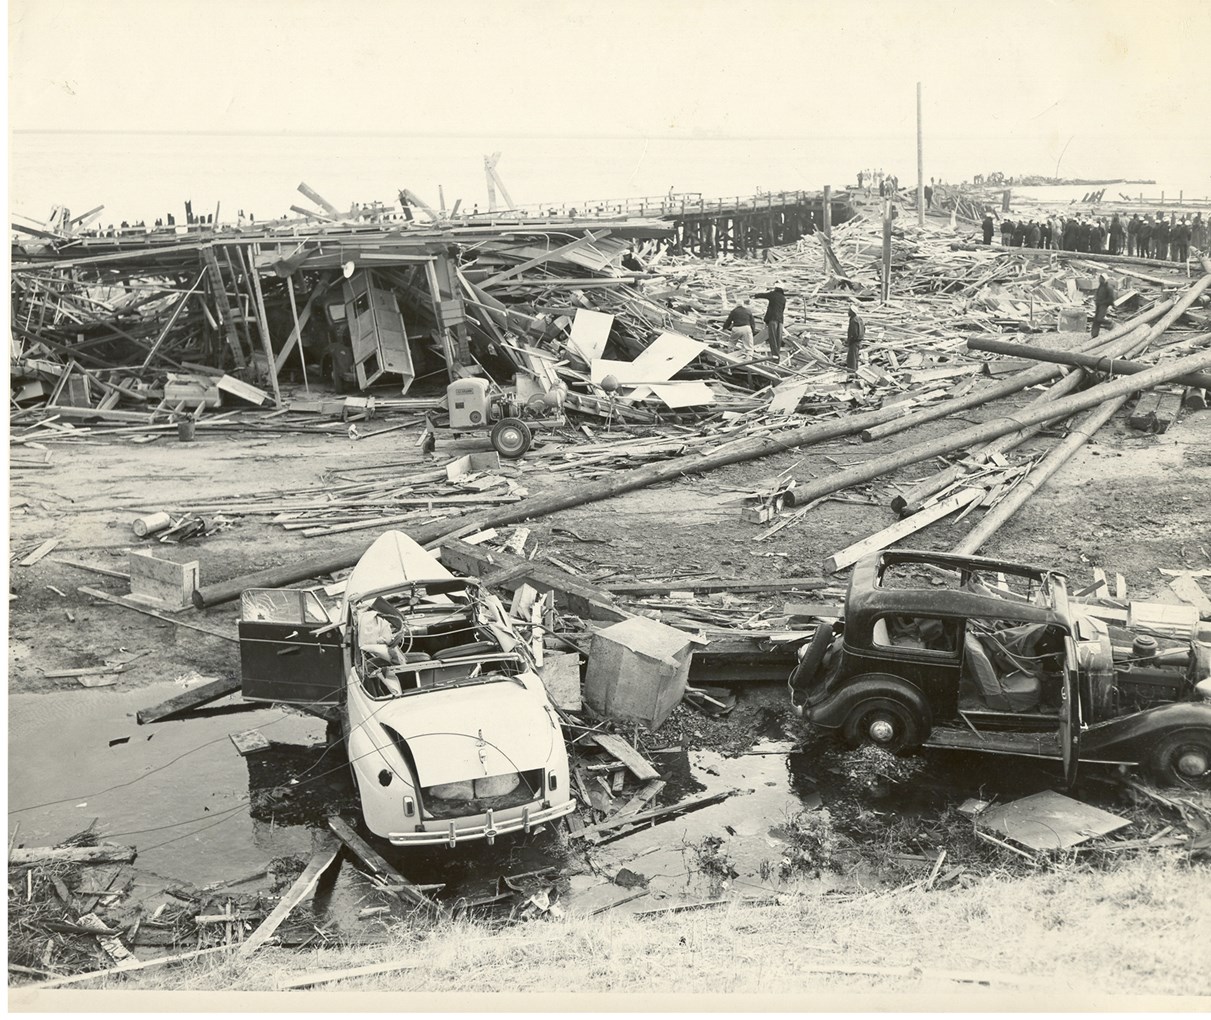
[344,269,416,392]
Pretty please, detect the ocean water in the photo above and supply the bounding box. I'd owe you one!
[9,131,1211,228]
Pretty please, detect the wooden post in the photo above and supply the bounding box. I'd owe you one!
[244,245,281,405]
[916,81,925,227]
[823,186,832,239]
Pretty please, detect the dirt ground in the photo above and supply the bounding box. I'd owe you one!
[10,382,1210,699]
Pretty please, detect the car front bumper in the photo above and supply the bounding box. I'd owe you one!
[385,799,576,847]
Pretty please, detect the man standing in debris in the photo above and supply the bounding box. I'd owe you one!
[845,305,865,379]
[723,299,757,354]
[1154,214,1170,261]
[753,284,788,360]
[1109,214,1124,255]
[1138,215,1153,259]
[1000,217,1014,246]
[1091,274,1116,338]
[1027,220,1041,249]
[1126,213,1140,256]
[621,249,643,273]
[1173,216,1190,262]
[981,213,994,245]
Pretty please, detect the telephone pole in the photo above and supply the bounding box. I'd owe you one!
[916,81,925,227]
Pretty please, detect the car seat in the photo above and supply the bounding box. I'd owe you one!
[962,632,1040,712]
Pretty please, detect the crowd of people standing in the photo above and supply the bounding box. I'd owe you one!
[981,210,1206,261]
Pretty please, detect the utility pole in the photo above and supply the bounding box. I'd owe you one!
[882,199,893,302]
[916,81,925,227]
[822,185,832,239]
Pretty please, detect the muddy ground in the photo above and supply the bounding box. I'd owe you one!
[7,378,1211,956]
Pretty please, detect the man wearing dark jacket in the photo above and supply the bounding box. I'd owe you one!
[846,305,866,376]
[723,299,757,352]
[1092,274,1116,338]
[1173,217,1190,262]
[1077,219,1092,253]
[753,284,788,360]
[1063,217,1078,251]
[1012,220,1026,247]
[1126,214,1140,256]
[1001,218,1014,246]
[1138,216,1153,259]
[1109,215,1124,256]
[1154,215,1170,261]
[982,213,995,245]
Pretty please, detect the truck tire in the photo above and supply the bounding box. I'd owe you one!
[491,417,532,458]
[842,697,925,752]
[1148,729,1211,789]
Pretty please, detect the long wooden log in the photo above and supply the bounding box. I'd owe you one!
[192,399,913,608]
[966,335,1211,389]
[9,843,136,866]
[951,396,1129,556]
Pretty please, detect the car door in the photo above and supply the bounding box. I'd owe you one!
[239,587,346,707]
[1059,633,1083,787]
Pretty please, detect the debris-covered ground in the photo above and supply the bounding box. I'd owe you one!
[8,203,1211,992]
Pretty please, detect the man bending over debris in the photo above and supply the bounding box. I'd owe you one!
[1092,274,1116,338]
[753,283,788,360]
[846,305,866,378]
[723,299,757,353]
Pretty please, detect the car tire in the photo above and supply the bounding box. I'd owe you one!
[789,624,833,703]
[491,417,532,458]
[842,697,924,752]
[1148,729,1211,789]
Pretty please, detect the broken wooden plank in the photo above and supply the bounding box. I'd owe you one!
[51,558,130,580]
[22,944,238,990]
[79,586,237,643]
[236,842,341,958]
[326,816,442,914]
[1170,576,1211,615]
[611,779,666,820]
[575,788,740,842]
[19,538,62,567]
[602,577,832,596]
[77,912,137,968]
[591,732,660,781]
[137,674,242,725]
[276,958,421,991]
[823,487,985,575]
[10,843,136,866]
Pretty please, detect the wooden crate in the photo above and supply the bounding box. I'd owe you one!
[128,551,200,610]
[584,617,693,729]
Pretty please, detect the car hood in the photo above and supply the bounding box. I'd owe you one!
[370,680,559,787]
[343,530,454,604]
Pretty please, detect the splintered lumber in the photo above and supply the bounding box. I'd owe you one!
[21,944,237,990]
[603,577,830,596]
[967,335,1211,390]
[612,779,666,819]
[326,816,441,913]
[591,733,661,781]
[10,843,136,866]
[859,299,1175,443]
[192,401,919,608]
[437,537,628,622]
[952,397,1128,556]
[79,586,238,642]
[481,229,613,288]
[77,912,137,968]
[137,674,242,724]
[575,789,740,842]
[237,843,341,957]
[825,487,985,574]
[741,345,1211,521]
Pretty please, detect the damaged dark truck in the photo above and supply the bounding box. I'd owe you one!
[789,550,1211,788]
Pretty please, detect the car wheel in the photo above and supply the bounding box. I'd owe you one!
[788,624,833,704]
[842,698,924,752]
[491,417,532,458]
[1148,729,1211,789]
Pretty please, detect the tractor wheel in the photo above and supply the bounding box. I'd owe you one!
[491,417,532,458]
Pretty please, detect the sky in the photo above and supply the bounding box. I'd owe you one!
[7,0,1211,184]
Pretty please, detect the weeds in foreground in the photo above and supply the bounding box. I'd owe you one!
[778,808,842,877]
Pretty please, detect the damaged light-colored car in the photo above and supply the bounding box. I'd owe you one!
[238,530,574,846]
